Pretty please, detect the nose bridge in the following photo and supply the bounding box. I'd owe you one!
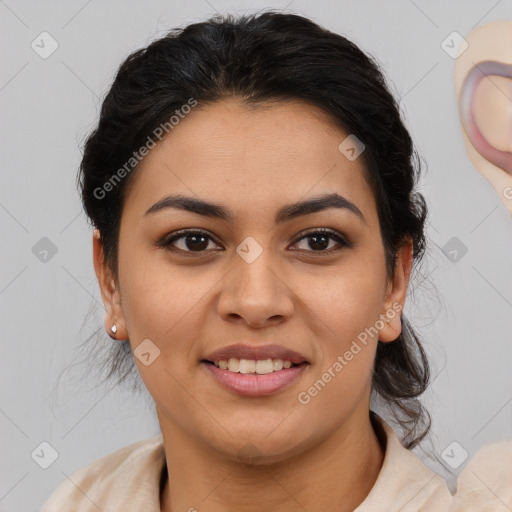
[217,235,293,324]
[232,235,279,299]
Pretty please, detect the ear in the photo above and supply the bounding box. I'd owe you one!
[378,238,413,343]
[92,229,128,340]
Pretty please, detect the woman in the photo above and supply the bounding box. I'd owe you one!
[42,10,454,511]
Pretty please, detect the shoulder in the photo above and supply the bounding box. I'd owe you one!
[451,438,512,511]
[41,434,166,512]
[356,414,452,512]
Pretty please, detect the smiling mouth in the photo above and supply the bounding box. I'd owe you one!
[201,358,309,396]
[202,358,305,374]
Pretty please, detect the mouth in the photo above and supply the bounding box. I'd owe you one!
[200,344,310,396]
[200,343,310,397]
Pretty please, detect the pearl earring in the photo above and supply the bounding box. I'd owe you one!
[111,324,117,334]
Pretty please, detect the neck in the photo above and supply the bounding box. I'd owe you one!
[159,408,385,512]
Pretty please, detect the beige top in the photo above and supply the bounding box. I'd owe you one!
[449,437,512,512]
[40,415,510,511]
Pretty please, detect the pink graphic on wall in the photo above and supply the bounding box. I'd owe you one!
[455,20,512,215]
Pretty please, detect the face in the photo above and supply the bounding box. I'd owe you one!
[94,98,411,463]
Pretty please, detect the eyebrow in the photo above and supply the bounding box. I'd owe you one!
[144,192,366,224]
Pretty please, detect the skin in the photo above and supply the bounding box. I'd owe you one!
[93,98,413,512]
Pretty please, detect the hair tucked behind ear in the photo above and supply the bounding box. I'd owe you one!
[73,10,434,448]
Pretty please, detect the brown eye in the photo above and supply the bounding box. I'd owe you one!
[157,230,219,253]
[291,229,351,253]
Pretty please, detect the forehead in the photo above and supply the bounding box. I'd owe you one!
[122,98,377,224]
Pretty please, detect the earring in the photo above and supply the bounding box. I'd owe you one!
[111,324,117,334]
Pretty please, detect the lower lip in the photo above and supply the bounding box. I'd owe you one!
[201,361,309,397]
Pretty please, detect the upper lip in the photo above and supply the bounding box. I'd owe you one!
[203,344,308,364]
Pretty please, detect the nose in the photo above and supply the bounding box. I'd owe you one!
[216,243,295,329]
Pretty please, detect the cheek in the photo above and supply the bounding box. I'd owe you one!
[295,270,382,421]
[294,258,385,398]
[298,262,386,344]
[117,252,220,363]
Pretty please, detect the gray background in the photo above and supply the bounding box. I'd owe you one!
[1,0,512,510]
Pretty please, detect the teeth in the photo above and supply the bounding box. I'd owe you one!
[239,359,256,373]
[214,358,296,373]
[228,357,239,372]
[255,359,273,374]
[273,359,283,371]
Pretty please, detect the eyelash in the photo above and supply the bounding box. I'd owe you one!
[156,228,352,256]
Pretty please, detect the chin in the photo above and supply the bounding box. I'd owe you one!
[207,427,317,467]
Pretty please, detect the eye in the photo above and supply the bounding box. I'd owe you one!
[156,229,220,254]
[156,227,352,256]
[290,228,351,254]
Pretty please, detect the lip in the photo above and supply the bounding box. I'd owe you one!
[203,343,308,365]
[201,361,309,397]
